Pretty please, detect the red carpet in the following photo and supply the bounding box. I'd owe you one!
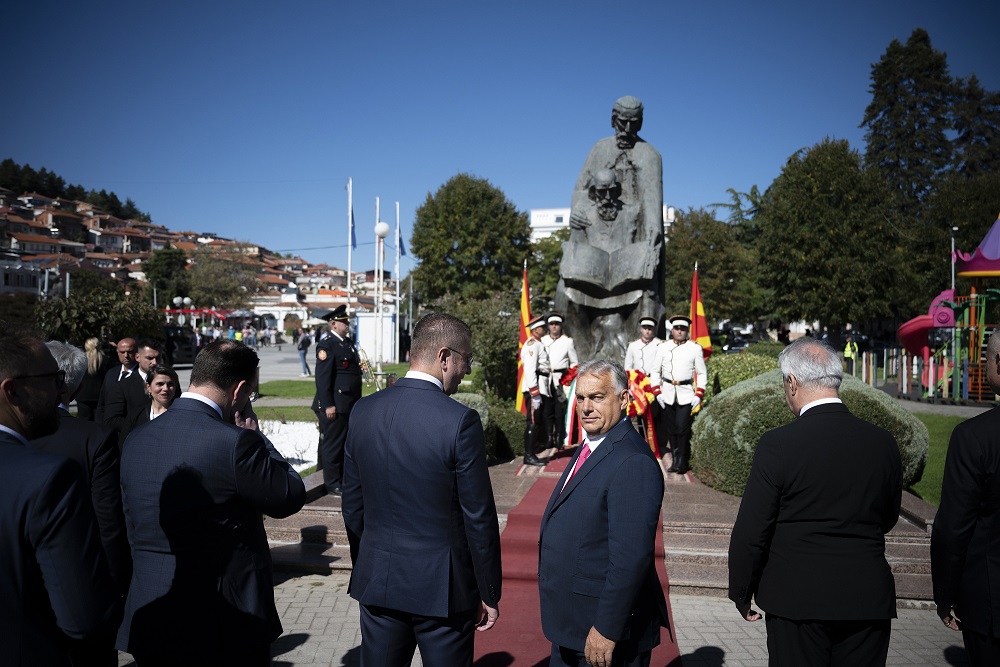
[474,451,680,666]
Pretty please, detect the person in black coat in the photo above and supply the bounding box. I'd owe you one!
[120,364,180,444]
[312,305,362,496]
[103,338,162,436]
[95,336,138,423]
[76,337,116,421]
[932,331,1000,665]
[728,338,902,667]
[32,341,130,667]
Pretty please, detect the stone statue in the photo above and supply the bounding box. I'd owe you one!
[556,96,665,361]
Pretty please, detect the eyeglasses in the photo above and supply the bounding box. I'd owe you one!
[11,369,66,389]
[446,347,474,366]
[248,389,259,402]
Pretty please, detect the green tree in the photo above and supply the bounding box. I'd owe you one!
[952,75,1000,178]
[143,246,190,305]
[663,208,767,324]
[34,292,162,345]
[410,173,531,301]
[67,268,121,299]
[754,138,896,329]
[186,244,262,309]
[528,227,569,309]
[861,28,953,216]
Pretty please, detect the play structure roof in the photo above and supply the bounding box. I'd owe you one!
[956,213,1000,277]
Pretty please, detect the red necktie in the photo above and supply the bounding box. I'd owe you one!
[563,443,592,490]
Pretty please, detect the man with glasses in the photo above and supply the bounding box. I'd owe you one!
[312,305,362,497]
[650,315,707,474]
[343,312,501,666]
[117,340,305,666]
[0,322,119,666]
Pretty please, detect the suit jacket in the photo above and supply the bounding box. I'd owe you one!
[931,406,1000,638]
[119,401,153,445]
[728,403,902,620]
[0,430,118,666]
[312,333,363,414]
[95,363,133,423]
[102,370,148,434]
[32,408,131,595]
[116,397,306,659]
[538,418,668,652]
[342,377,502,617]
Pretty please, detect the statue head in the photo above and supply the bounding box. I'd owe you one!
[611,96,644,149]
[589,169,621,221]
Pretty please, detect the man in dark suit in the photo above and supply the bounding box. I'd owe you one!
[932,331,1000,665]
[0,322,119,666]
[117,340,306,666]
[728,338,902,666]
[539,359,669,667]
[343,312,502,666]
[95,336,137,422]
[312,305,362,496]
[103,338,161,436]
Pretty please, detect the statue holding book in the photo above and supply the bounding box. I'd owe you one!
[556,95,665,360]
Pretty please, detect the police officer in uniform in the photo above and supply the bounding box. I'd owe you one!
[312,305,363,496]
[520,315,550,466]
[651,315,707,474]
[542,313,578,449]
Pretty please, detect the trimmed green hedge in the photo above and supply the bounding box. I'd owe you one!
[452,392,524,464]
[745,340,786,359]
[704,352,779,405]
[691,370,928,496]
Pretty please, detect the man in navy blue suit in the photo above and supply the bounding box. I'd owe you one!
[0,322,119,666]
[539,359,669,667]
[117,340,306,666]
[343,312,502,666]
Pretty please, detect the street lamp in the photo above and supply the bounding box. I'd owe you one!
[374,221,391,374]
[172,296,193,326]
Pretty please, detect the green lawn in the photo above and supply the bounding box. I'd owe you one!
[254,406,317,422]
[258,362,486,399]
[909,413,965,507]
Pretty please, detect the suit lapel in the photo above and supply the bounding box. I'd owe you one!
[545,419,632,516]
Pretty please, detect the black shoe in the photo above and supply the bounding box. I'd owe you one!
[667,465,679,473]
[523,457,547,467]
[328,485,342,496]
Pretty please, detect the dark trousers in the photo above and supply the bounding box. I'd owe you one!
[764,614,890,667]
[316,407,350,493]
[359,603,476,667]
[523,392,548,460]
[663,402,693,470]
[962,627,1000,667]
[549,643,652,667]
[545,387,568,447]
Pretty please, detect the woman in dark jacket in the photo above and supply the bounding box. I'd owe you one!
[120,365,179,444]
[76,337,116,421]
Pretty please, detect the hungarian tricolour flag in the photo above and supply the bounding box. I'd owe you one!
[690,266,712,360]
[515,260,530,414]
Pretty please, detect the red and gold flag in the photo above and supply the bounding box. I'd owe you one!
[690,267,712,360]
[515,260,530,414]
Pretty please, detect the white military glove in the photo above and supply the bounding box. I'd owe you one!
[531,396,542,410]
[656,394,668,408]
[691,395,702,409]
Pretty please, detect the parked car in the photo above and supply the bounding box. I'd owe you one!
[162,325,197,366]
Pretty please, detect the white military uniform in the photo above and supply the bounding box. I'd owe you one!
[520,337,550,397]
[624,337,663,375]
[542,334,579,389]
[651,339,707,405]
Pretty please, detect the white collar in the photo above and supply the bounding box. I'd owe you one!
[0,424,29,447]
[798,397,843,416]
[404,370,443,391]
[179,391,224,419]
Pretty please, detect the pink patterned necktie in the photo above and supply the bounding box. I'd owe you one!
[565,443,592,486]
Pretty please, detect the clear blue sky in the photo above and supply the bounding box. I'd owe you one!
[4,1,998,272]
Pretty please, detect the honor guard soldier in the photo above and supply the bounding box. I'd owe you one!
[624,316,662,374]
[651,315,707,474]
[542,313,578,449]
[312,305,363,496]
[520,315,551,466]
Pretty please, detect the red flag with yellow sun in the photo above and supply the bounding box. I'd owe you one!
[690,265,712,360]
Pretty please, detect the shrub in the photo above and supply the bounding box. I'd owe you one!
[691,370,928,496]
[452,391,523,464]
[703,352,778,405]
[745,340,786,359]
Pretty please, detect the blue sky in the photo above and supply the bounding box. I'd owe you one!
[4,1,998,272]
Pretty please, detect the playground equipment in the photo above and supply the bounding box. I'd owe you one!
[896,214,1000,401]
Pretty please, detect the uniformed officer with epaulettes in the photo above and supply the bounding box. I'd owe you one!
[312,305,362,496]
[520,315,551,466]
[650,315,707,475]
[541,313,578,449]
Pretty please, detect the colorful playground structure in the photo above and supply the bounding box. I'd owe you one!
[896,214,1000,402]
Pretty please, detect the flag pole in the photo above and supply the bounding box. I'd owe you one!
[347,178,353,316]
[394,201,401,364]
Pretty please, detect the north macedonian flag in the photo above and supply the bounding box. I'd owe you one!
[690,267,712,360]
[515,260,530,414]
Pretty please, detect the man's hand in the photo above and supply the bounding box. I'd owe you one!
[584,626,615,666]
[937,604,961,631]
[325,406,337,421]
[531,396,542,410]
[735,601,761,622]
[656,394,668,408]
[475,601,499,632]
[691,395,702,409]
[235,405,259,431]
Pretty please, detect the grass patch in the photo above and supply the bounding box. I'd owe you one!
[258,380,316,398]
[255,406,317,423]
[908,413,965,507]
